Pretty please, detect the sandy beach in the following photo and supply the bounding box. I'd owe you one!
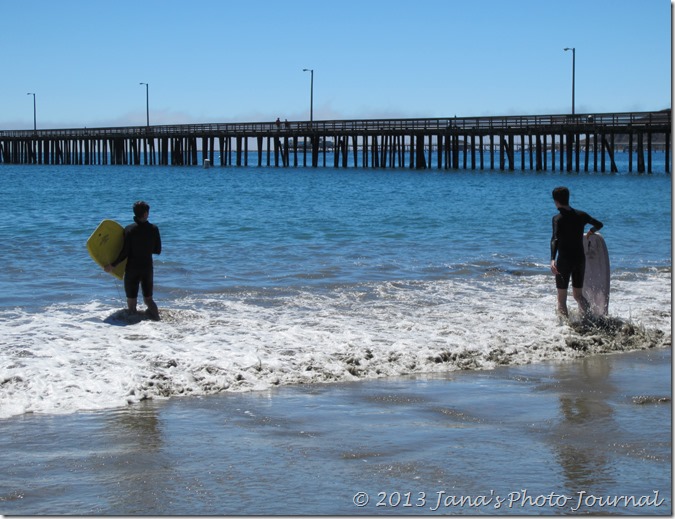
[0,346,670,515]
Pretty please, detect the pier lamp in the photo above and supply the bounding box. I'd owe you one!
[302,68,314,126]
[26,92,36,131]
[139,82,149,126]
[563,47,575,115]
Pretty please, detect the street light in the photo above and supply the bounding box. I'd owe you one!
[139,82,149,126]
[563,47,575,115]
[302,68,314,126]
[26,92,36,131]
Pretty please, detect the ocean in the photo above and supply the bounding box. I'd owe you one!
[0,153,671,514]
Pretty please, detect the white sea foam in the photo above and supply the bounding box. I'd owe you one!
[0,270,670,419]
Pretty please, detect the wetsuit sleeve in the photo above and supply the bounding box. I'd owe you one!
[550,215,559,261]
[154,226,161,255]
[587,215,603,233]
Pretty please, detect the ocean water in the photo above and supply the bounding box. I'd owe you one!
[0,155,671,420]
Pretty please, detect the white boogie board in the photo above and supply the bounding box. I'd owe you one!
[582,232,610,317]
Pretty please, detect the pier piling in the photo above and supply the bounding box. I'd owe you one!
[0,110,669,173]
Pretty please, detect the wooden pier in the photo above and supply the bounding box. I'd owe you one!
[0,110,670,173]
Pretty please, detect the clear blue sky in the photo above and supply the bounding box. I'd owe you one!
[1,0,671,129]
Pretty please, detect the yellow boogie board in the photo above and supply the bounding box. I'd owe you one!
[86,220,127,280]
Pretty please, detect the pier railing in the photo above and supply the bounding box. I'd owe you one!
[0,110,670,173]
[0,110,669,138]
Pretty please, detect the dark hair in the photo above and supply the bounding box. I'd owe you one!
[552,186,569,205]
[133,200,150,218]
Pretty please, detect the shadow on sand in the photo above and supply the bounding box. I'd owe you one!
[103,309,156,326]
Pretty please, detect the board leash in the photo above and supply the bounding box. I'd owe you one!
[114,277,123,301]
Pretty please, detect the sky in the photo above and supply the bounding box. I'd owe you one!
[0,0,671,130]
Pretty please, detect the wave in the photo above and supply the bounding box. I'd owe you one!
[0,270,670,420]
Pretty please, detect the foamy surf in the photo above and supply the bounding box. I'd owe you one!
[0,269,669,420]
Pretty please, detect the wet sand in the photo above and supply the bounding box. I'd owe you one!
[0,347,671,515]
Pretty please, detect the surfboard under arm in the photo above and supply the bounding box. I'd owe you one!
[86,219,126,280]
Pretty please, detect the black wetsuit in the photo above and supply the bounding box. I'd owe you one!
[111,217,162,298]
[550,207,603,290]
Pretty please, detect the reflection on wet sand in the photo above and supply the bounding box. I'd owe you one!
[102,403,170,513]
[545,351,671,513]
[554,355,615,491]
[0,348,669,515]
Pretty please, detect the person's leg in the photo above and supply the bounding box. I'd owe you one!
[140,269,160,320]
[571,259,589,315]
[144,296,160,320]
[124,270,141,314]
[556,289,569,317]
[555,260,572,317]
[572,287,590,315]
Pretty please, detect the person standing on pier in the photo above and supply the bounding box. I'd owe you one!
[105,201,162,320]
[550,186,603,318]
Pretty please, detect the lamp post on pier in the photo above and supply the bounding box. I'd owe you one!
[26,92,36,131]
[302,68,314,127]
[139,82,149,126]
[563,47,575,115]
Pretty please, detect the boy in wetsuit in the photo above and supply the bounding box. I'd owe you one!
[550,186,603,318]
[105,201,162,320]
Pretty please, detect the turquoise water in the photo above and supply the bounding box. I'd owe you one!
[1,160,670,306]
[0,159,670,514]
[0,161,670,418]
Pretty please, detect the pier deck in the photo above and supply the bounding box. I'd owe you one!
[0,110,670,173]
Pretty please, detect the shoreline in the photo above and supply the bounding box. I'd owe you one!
[0,346,670,515]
